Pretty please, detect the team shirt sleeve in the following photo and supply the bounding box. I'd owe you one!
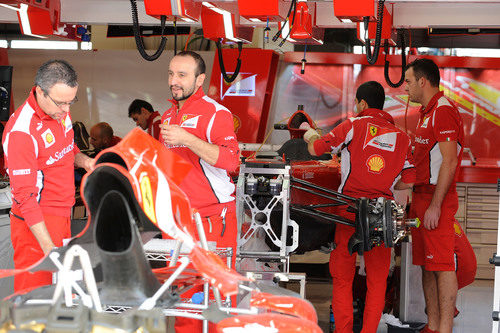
[313,119,354,156]
[6,131,44,227]
[400,138,416,184]
[152,118,162,141]
[433,106,460,142]
[210,110,240,172]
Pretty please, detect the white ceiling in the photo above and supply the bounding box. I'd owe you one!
[1,0,500,29]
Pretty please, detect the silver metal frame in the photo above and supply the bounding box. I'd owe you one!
[236,163,299,273]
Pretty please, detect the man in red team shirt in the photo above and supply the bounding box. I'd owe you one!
[128,99,161,140]
[404,58,465,333]
[304,81,416,333]
[2,60,93,293]
[160,51,240,332]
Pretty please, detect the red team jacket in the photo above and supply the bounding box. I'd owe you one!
[147,111,162,141]
[313,108,416,199]
[413,91,464,186]
[160,88,240,217]
[2,88,79,226]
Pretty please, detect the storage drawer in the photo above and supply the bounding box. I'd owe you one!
[467,210,499,219]
[475,264,494,280]
[467,202,499,212]
[455,197,465,219]
[467,229,497,245]
[456,186,466,198]
[467,186,498,196]
[471,244,496,266]
[466,218,498,230]
[467,195,499,205]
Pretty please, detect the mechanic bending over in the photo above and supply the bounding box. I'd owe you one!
[159,51,240,333]
[2,60,93,293]
[304,81,416,333]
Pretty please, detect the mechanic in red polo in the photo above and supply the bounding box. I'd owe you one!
[128,99,162,140]
[304,81,416,333]
[404,58,464,333]
[2,60,93,293]
[160,51,240,332]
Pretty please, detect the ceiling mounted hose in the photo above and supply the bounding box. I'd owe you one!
[384,30,407,88]
[130,0,168,61]
[364,0,385,65]
[216,40,243,84]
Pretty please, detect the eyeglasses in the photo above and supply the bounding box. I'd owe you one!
[44,92,78,108]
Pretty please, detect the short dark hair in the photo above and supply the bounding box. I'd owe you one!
[406,58,440,87]
[356,81,385,110]
[175,51,206,77]
[35,60,78,93]
[128,99,153,117]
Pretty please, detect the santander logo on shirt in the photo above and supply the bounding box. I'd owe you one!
[46,142,74,165]
[415,136,430,145]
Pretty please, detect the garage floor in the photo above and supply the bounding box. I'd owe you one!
[302,278,494,333]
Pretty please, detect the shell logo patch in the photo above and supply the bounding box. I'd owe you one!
[367,154,385,173]
[454,222,463,236]
[42,128,56,148]
[180,114,200,128]
[163,117,171,125]
[233,114,241,133]
[140,175,157,224]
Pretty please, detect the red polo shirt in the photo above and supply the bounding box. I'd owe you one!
[160,88,240,217]
[2,87,80,226]
[413,91,464,186]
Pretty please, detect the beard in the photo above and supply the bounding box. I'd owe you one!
[170,84,196,102]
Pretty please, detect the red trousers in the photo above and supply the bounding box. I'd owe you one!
[329,221,391,333]
[410,189,457,271]
[10,213,71,293]
[175,210,237,332]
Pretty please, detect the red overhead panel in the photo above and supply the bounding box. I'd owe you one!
[237,0,287,22]
[333,0,375,22]
[9,0,61,36]
[144,0,201,22]
[201,3,253,44]
[282,2,323,45]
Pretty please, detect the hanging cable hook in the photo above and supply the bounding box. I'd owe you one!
[384,30,407,88]
[216,40,243,84]
[129,0,167,61]
[364,0,385,65]
[301,45,307,75]
[264,18,271,44]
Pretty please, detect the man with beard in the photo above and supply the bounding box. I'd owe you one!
[160,51,240,332]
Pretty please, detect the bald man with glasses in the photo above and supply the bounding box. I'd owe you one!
[2,59,93,293]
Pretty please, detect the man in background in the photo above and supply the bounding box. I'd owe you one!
[128,99,161,140]
[304,81,415,333]
[89,121,121,154]
[2,59,93,292]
